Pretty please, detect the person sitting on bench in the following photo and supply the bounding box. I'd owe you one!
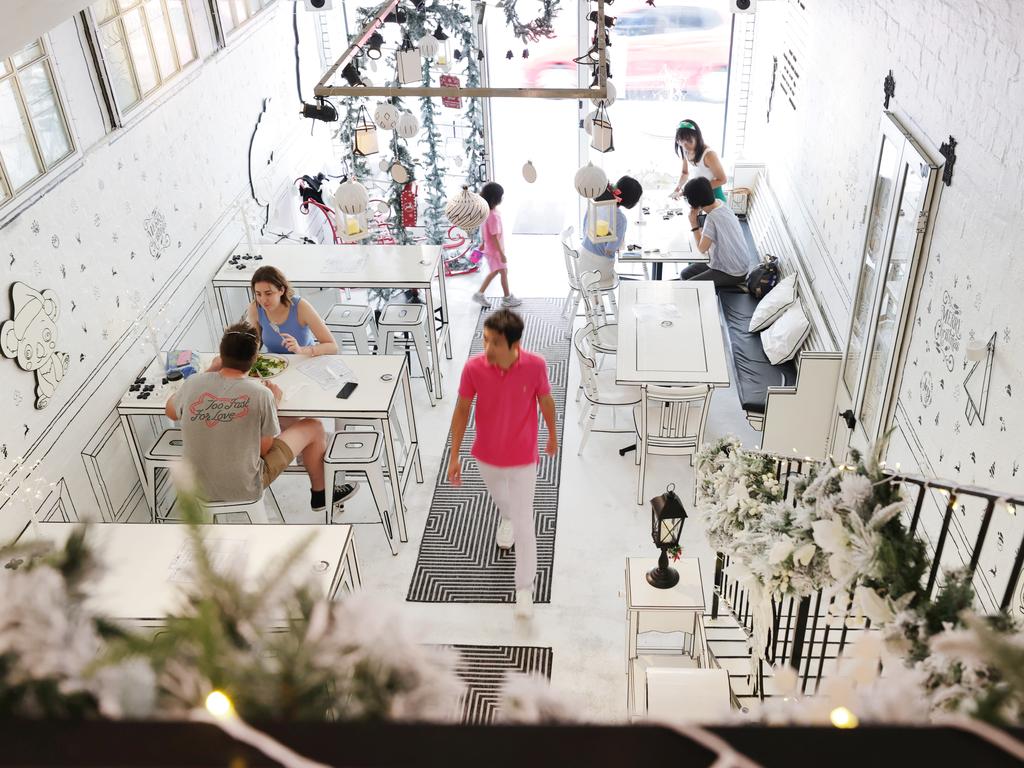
[678,177,748,288]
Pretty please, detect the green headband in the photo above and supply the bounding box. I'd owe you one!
[678,120,695,130]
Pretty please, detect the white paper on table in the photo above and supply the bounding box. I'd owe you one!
[295,356,359,390]
[167,538,247,583]
[323,253,368,274]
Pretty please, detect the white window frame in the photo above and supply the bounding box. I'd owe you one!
[214,0,277,39]
[89,0,199,118]
[0,39,76,209]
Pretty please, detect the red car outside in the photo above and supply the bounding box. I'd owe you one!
[522,1,731,101]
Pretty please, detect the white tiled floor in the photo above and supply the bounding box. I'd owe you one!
[155,233,762,721]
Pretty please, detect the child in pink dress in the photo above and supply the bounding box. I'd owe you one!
[472,182,522,307]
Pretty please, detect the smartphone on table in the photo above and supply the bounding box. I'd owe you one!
[336,381,358,399]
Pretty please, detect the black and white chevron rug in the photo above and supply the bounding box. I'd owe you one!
[407,298,569,603]
[453,645,554,725]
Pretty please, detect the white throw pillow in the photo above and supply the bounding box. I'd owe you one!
[760,300,810,365]
[748,274,798,332]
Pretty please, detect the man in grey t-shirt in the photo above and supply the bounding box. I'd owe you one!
[678,177,750,287]
[165,322,345,514]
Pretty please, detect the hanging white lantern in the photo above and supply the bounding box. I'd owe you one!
[379,157,391,172]
[522,161,537,183]
[445,185,489,232]
[590,104,614,153]
[396,111,419,139]
[353,105,378,157]
[418,33,440,59]
[374,102,399,130]
[574,162,608,199]
[333,178,370,241]
[587,197,618,244]
[583,109,598,136]
[397,36,422,85]
[432,24,451,66]
[390,162,410,184]
[334,178,369,214]
[591,79,617,108]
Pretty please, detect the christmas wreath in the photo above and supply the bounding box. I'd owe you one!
[501,0,561,43]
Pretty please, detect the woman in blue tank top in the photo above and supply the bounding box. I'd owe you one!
[245,266,338,357]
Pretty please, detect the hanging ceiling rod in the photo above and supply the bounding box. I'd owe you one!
[313,0,609,100]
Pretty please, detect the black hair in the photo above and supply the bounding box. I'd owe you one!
[674,119,708,164]
[220,322,260,372]
[682,177,716,208]
[594,175,643,210]
[483,308,524,347]
[480,181,504,209]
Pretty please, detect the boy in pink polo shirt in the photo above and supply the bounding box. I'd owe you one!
[447,309,558,618]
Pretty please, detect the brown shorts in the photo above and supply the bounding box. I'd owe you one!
[260,438,295,488]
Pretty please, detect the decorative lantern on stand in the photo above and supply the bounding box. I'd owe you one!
[646,484,687,589]
[397,34,422,84]
[333,178,370,241]
[353,105,378,157]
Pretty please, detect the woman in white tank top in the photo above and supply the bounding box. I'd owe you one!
[671,119,728,203]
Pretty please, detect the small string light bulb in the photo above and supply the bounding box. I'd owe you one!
[205,690,234,719]
[830,706,859,729]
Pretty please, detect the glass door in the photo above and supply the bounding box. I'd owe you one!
[832,114,941,458]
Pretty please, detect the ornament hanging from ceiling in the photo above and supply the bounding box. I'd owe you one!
[390,162,411,184]
[432,24,451,65]
[440,74,462,108]
[590,103,614,153]
[583,109,598,135]
[418,33,439,59]
[396,111,420,139]
[522,161,537,183]
[396,35,422,85]
[445,185,489,232]
[574,162,608,199]
[379,157,391,173]
[353,104,378,156]
[374,102,399,130]
[401,183,418,227]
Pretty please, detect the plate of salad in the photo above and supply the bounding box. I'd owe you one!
[249,353,288,379]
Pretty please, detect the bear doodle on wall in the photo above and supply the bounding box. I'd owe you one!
[1,282,70,410]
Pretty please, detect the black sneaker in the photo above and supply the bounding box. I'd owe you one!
[311,484,360,512]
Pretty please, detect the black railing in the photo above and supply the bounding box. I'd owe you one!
[710,454,1024,699]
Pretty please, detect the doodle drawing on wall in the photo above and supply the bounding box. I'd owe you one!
[1,282,70,410]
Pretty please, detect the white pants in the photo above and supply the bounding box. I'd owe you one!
[477,461,538,591]
[578,247,617,289]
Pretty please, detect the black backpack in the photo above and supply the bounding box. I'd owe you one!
[747,254,780,299]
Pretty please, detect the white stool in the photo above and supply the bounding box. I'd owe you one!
[644,667,732,722]
[207,495,269,525]
[144,428,184,522]
[324,430,398,555]
[325,303,377,355]
[377,304,435,406]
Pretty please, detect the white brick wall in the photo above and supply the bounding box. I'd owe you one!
[741,0,1024,606]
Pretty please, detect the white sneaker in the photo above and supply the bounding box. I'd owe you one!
[472,291,489,306]
[495,517,514,549]
[501,294,523,307]
[514,588,534,619]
